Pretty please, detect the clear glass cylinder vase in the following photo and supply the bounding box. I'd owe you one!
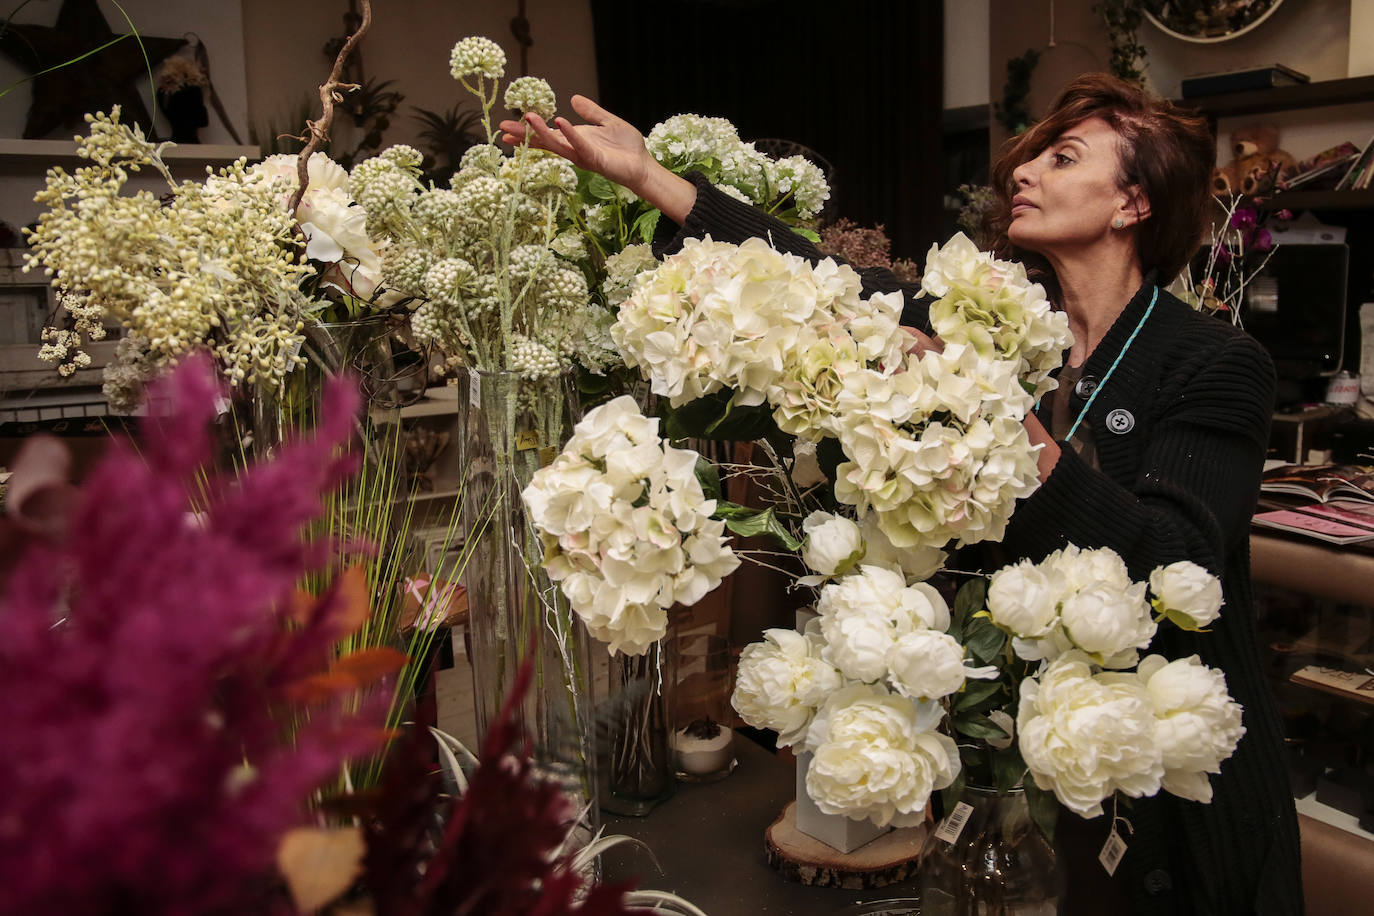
[918,786,1060,916]
[458,368,598,831]
[601,638,675,816]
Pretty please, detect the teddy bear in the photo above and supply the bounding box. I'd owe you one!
[1211,123,1296,197]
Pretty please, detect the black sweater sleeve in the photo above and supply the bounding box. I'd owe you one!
[652,171,931,331]
[1002,330,1275,581]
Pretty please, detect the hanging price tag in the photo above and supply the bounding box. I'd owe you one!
[515,429,540,451]
[538,446,558,467]
[933,801,974,845]
[468,372,481,408]
[1099,827,1128,876]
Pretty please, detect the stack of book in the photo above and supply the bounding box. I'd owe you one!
[1334,134,1374,191]
[1253,464,1374,544]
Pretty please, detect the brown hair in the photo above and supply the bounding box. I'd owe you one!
[990,72,1214,289]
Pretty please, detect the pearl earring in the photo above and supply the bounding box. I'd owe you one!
[1112,217,1125,229]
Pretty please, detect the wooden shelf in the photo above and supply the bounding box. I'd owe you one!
[1177,75,1374,119]
[0,138,260,168]
[1267,189,1374,211]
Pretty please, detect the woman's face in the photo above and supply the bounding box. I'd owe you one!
[1007,117,1135,256]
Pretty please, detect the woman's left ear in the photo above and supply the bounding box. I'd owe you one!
[1122,186,1151,226]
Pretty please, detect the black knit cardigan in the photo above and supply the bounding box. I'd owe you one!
[653,173,1304,915]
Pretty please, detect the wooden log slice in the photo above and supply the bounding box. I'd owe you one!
[764,801,928,888]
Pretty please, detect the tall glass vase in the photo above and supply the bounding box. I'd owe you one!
[601,638,675,816]
[458,368,598,834]
[918,786,1059,915]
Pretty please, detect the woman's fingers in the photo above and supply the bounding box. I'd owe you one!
[569,93,615,126]
[903,327,944,356]
[501,113,580,162]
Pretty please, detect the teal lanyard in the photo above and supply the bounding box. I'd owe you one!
[1063,286,1158,442]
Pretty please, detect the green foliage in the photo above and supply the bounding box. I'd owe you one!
[1024,779,1060,843]
[714,503,803,551]
[1095,0,1149,87]
[661,389,780,442]
[995,48,1040,136]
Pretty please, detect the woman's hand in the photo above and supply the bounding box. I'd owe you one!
[498,94,697,224]
[902,327,943,357]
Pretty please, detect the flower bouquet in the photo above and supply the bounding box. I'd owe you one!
[524,224,1247,898]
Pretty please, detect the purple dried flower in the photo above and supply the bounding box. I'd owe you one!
[1228,207,1258,230]
[0,355,386,916]
[1253,229,1273,252]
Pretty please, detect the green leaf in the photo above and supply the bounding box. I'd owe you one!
[964,619,1006,665]
[586,173,618,201]
[662,390,778,442]
[951,577,988,637]
[718,505,802,552]
[791,226,821,244]
[1164,607,1210,633]
[992,747,1026,795]
[695,456,723,503]
[631,207,662,244]
[1024,780,1059,844]
[954,680,1003,712]
[953,712,1010,741]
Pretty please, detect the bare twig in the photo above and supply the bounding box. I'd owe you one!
[289,0,372,215]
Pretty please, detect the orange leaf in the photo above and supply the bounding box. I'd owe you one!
[277,826,365,912]
[328,565,373,638]
[283,672,358,705]
[286,588,318,625]
[332,647,408,687]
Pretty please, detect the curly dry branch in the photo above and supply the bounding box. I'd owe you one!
[288,0,373,214]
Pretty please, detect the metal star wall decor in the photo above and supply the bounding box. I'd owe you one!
[0,0,187,139]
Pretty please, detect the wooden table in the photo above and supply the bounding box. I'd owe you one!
[601,738,921,915]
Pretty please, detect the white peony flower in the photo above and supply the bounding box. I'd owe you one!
[1058,581,1156,669]
[816,565,950,683]
[887,629,996,701]
[250,153,383,299]
[1149,560,1224,630]
[1017,651,1164,818]
[987,558,1062,640]
[857,514,946,583]
[799,511,865,582]
[804,683,959,826]
[1137,654,1245,803]
[732,625,844,747]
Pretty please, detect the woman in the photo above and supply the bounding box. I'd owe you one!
[503,74,1302,915]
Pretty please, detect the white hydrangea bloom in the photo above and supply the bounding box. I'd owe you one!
[450,36,506,80]
[601,243,659,308]
[523,396,739,655]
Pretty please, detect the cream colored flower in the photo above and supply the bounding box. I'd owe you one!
[1149,560,1224,630]
[732,626,844,747]
[799,511,865,581]
[816,565,949,683]
[1017,652,1163,818]
[804,683,958,826]
[1058,581,1156,669]
[887,629,994,701]
[1137,654,1245,803]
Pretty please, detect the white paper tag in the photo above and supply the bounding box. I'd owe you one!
[934,801,974,845]
[1099,827,1128,876]
[468,371,481,408]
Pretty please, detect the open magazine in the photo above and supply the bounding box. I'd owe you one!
[1253,502,1374,545]
[1260,464,1374,504]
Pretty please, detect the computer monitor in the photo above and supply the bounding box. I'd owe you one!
[1243,241,1349,380]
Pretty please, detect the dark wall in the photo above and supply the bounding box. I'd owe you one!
[590,0,944,259]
